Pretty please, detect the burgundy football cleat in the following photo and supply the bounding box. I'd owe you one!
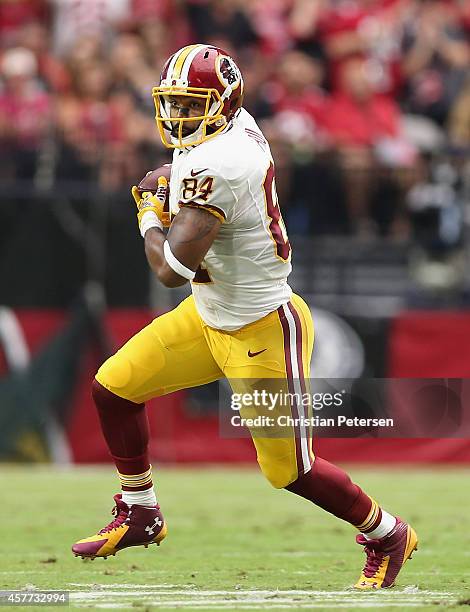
[72,494,167,559]
[354,518,418,589]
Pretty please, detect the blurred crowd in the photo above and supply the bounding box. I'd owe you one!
[1,0,470,238]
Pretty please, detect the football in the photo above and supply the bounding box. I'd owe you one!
[136,163,172,197]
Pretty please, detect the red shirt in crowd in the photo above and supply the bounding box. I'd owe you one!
[275,86,327,127]
[0,0,48,43]
[323,91,399,147]
[317,0,404,93]
[0,87,50,148]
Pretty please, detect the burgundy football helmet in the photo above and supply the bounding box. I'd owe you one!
[153,44,244,148]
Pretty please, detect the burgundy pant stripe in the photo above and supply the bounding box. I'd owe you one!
[277,304,304,477]
[287,301,313,466]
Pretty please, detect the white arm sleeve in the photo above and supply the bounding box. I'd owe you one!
[163,240,196,281]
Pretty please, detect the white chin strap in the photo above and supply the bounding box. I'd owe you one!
[169,122,206,147]
[164,97,226,147]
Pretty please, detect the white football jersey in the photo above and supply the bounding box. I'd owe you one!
[169,109,292,331]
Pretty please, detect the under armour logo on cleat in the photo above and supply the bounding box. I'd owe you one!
[145,518,163,536]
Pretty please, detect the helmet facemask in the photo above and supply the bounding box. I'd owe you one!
[153,86,228,149]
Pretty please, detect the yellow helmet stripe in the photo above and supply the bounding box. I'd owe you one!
[172,44,203,80]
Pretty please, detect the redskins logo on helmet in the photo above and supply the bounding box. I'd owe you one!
[153,44,244,149]
[217,56,242,89]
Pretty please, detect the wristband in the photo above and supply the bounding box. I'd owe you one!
[163,240,196,280]
[140,211,163,238]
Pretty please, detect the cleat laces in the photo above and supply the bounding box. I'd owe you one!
[98,500,128,534]
[356,535,386,578]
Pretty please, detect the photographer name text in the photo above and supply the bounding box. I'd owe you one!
[230,415,394,428]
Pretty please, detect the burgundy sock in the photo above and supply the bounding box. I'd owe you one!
[92,379,151,479]
[285,456,373,527]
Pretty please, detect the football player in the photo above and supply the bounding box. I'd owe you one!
[72,44,417,590]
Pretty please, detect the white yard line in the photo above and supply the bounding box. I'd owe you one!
[67,587,458,609]
[85,603,443,610]
[67,587,454,596]
[68,583,182,589]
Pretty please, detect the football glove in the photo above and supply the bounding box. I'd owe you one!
[131,176,171,237]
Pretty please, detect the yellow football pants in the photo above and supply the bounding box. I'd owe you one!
[96,294,314,488]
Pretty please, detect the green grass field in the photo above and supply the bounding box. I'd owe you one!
[2,465,469,610]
